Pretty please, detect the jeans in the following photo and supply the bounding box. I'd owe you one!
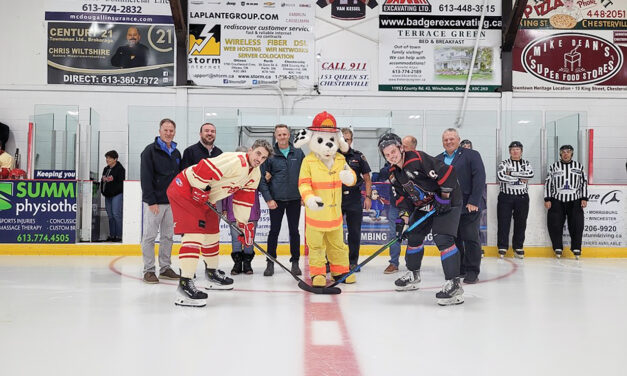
[104,193,123,238]
[387,204,403,266]
[230,220,257,255]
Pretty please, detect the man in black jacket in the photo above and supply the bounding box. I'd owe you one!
[258,124,305,276]
[436,128,486,284]
[180,122,223,169]
[101,150,125,242]
[140,118,181,284]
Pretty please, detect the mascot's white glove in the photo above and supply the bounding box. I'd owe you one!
[305,196,324,211]
[339,164,356,186]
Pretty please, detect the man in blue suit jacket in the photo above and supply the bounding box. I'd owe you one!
[436,128,486,284]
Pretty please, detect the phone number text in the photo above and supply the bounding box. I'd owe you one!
[82,4,143,14]
[63,74,161,85]
[17,233,71,243]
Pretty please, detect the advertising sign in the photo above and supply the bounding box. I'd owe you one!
[319,59,371,90]
[378,0,502,92]
[0,180,77,243]
[581,186,626,247]
[188,0,315,86]
[513,0,627,92]
[45,0,174,86]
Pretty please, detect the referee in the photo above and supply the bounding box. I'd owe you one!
[497,141,534,259]
[544,145,588,259]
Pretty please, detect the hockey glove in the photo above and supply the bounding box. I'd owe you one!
[237,222,255,247]
[434,194,451,214]
[191,187,210,206]
[395,218,409,240]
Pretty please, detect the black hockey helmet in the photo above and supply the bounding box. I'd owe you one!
[378,133,402,156]
[559,144,574,152]
[460,139,472,148]
[508,141,523,149]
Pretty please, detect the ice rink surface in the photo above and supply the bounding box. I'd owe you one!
[1,255,626,376]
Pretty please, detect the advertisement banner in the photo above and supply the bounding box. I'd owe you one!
[513,0,627,93]
[581,186,626,247]
[188,0,315,86]
[45,0,174,87]
[0,180,77,243]
[378,0,502,92]
[319,59,371,90]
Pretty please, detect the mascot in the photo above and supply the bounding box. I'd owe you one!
[294,111,357,287]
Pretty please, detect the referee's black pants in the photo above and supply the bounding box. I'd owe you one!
[547,198,584,251]
[497,192,530,250]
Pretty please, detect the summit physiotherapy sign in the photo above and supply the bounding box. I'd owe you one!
[0,180,77,243]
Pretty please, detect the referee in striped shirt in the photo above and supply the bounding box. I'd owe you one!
[497,141,534,259]
[544,145,588,259]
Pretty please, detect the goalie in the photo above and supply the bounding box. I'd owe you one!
[378,133,465,306]
[166,140,273,307]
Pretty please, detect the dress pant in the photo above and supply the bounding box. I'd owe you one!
[266,199,302,262]
[497,192,529,250]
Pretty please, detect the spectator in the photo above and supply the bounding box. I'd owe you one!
[340,128,372,270]
[436,128,486,284]
[258,124,305,276]
[496,141,534,258]
[139,118,181,284]
[460,139,472,149]
[223,146,261,275]
[544,144,588,259]
[180,122,223,170]
[101,150,125,242]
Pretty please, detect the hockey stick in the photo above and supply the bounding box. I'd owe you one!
[206,203,341,295]
[328,209,436,287]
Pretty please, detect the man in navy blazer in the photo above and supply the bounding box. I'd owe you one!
[436,128,486,284]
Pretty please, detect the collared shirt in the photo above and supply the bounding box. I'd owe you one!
[442,150,457,166]
[279,146,290,158]
[156,137,177,156]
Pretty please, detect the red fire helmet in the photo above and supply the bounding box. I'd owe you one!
[308,111,338,132]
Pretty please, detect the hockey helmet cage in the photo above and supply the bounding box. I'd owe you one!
[378,133,402,156]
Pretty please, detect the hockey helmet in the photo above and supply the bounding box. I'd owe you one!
[508,141,523,149]
[559,144,574,152]
[309,111,338,132]
[377,133,402,156]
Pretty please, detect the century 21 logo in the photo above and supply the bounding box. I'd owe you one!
[0,182,12,211]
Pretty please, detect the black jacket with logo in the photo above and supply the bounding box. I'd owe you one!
[258,142,305,202]
[140,137,181,205]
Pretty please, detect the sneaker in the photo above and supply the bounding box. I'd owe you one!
[205,268,234,290]
[175,277,207,307]
[384,264,399,274]
[555,249,563,259]
[436,277,464,306]
[263,262,274,277]
[572,249,581,260]
[514,249,525,259]
[143,272,159,284]
[291,261,302,276]
[394,270,421,291]
[463,273,478,284]
[498,249,506,259]
[159,268,180,280]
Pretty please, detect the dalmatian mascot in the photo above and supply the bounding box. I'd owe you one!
[294,111,357,287]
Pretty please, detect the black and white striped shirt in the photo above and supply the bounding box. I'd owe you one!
[544,160,588,202]
[497,158,534,195]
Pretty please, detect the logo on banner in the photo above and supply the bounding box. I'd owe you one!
[317,0,379,21]
[189,24,221,56]
[601,190,621,205]
[382,0,431,13]
[522,33,623,85]
[0,182,13,211]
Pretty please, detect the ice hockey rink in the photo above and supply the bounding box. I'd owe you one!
[1,254,626,376]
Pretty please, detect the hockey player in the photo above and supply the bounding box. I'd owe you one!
[544,144,588,259]
[166,140,273,307]
[378,133,464,306]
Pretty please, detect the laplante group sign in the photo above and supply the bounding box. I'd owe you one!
[0,180,77,243]
[513,0,627,93]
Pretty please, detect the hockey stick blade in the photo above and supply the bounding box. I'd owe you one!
[328,209,436,287]
[205,202,342,295]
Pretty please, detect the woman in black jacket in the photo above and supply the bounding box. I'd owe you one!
[101,150,125,242]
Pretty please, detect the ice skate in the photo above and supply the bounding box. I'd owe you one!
[572,249,581,260]
[394,270,421,291]
[514,249,524,259]
[175,277,208,307]
[436,277,464,306]
[498,249,506,259]
[555,249,562,259]
[205,267,234,290]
